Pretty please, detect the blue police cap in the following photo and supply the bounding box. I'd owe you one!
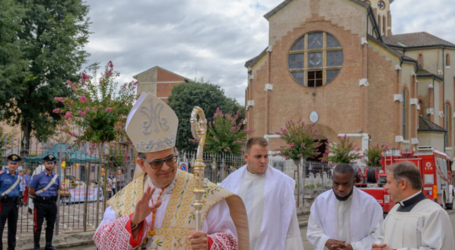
[43,154,57,162]
[7,154,22,163]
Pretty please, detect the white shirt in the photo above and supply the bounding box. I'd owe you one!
[383,198,454,250]
[307,188,384,250]
[221,165,304,250]
[238,169,265,249]
[307,194,383,250]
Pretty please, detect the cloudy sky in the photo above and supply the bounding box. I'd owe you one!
[83,0,455,105]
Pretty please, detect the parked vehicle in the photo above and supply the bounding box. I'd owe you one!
[360,147,453,213]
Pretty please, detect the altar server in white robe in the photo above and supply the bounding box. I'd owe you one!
[372,161,454,250]
[221,137,303,250]
[307,163,383,250]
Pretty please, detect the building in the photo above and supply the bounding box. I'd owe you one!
[244,0,455,159]
[134,66,189,103]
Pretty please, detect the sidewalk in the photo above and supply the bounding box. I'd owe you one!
[2,230,96,250]
[4,206,312,249]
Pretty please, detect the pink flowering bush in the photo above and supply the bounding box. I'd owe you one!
[204,108,252,155]
[365,143,388,166]
[276,118,321,160]
[322,135,361,164]
[54,61,138,143]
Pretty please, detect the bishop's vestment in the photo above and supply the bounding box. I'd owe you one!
[94,170,250,250]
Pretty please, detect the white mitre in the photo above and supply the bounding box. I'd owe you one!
[126,92,178,178]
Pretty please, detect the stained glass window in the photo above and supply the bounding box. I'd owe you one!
[288,32,343,87]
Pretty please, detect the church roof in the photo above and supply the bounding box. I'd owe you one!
[368,35,417,63]
[418,115,446,133]
[245,48,267,68]
[133,66,189,81]
[264,0,369,19]
[383,32,455,48]
[416,68,444,81]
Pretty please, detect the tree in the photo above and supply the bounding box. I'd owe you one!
[322,135,361,164]
[365,143,388,167]
[55,61,137,145]
[0,0,90,155]
[204,108,252,155]
[168,80,244,151]
[275,118,322,160]
[0,0,28,117]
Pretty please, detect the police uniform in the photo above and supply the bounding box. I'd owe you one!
[0,154,22,250]
[29,155,60,250]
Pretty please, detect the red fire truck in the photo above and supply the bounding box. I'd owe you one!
[360,148,454,213]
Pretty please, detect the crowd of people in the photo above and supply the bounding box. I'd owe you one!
[2,91,455,250]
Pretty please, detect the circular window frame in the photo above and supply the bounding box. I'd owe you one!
[288,31,343,88]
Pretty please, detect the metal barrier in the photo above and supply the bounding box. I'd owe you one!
[1,140,135,238]
[1,139,332,238]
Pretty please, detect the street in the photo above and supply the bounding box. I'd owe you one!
[300,209,455,249]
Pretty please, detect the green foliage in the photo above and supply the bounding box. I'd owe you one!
[365,143,388,166]
[322,135,361,164]
[168,80,244,151]
[0,0,90,152]
[204,108,252,155]
[276,119,321,160]
[0,0,28,110]
[55,62,137,144]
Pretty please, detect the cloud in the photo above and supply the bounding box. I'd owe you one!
[391,0,455,43]
[83,0,455,105]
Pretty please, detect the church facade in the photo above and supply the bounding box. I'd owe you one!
[244,0,455,159]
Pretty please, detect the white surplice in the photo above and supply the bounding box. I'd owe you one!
[383,198,454,250]
[221,165,303,250]
[307,187,383,250]
[96,170,237,249]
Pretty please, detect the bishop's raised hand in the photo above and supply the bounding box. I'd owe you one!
[131,186,162,226]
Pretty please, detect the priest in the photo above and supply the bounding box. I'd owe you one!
[372,161,454,250]
[221,137,303,250]
[93,93,250,250]
[307,163,383,250]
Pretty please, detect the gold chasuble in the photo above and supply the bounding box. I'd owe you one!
[107,170,250,250]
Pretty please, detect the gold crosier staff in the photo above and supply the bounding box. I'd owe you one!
[190,106,207,231]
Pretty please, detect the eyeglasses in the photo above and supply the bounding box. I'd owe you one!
[141,155,178,170]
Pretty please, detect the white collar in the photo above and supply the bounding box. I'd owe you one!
[399,191,422,206]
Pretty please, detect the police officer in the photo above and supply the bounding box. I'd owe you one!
[29,154,60,250]
[0,154,22,250]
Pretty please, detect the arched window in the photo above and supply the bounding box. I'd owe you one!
[402,89,407,140]
[418,99,424,116]
[382,16,386,35]
[418,54,423,68]
[288,32,343,87]
[377,15,381,34]
[445,104,452,147]
[447,53,451,67]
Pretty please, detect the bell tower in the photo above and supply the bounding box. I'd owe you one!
[364,0,393,36]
